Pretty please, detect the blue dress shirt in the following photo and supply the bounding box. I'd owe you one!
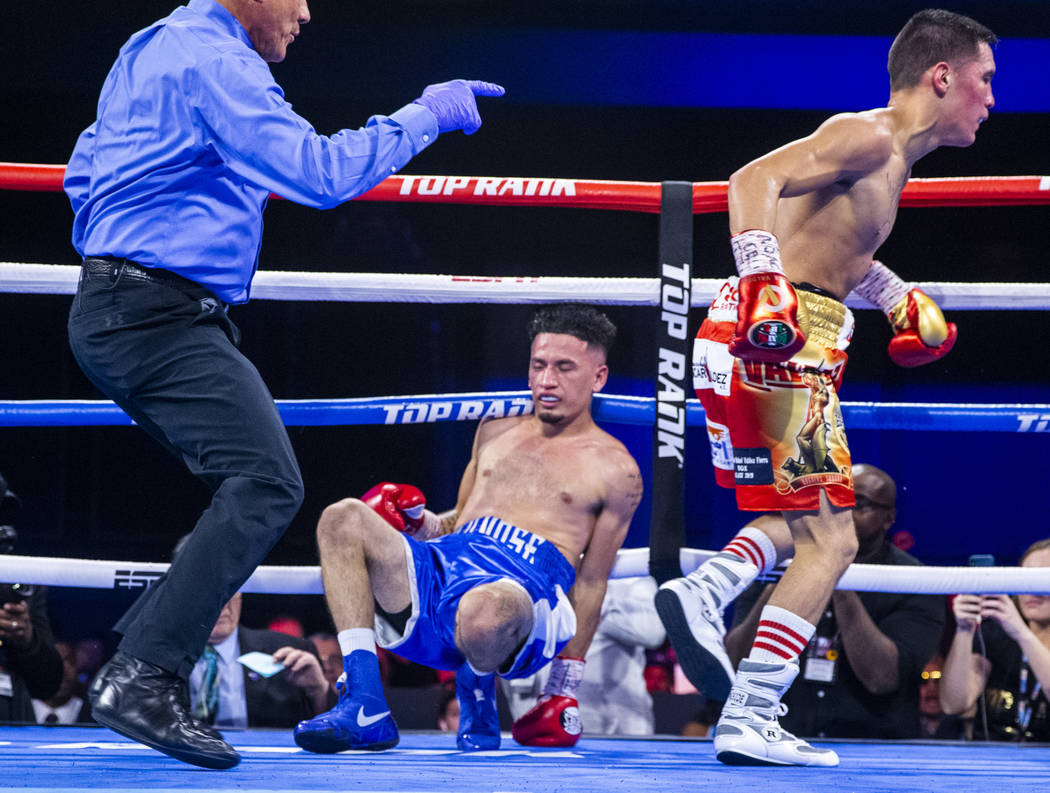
[65,0,437,303]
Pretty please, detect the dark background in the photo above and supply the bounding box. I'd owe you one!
[1,1,1047,639]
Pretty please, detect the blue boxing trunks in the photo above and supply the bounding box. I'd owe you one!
[375,516,577,679]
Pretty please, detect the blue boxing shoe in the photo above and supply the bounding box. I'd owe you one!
[456,663,500,751]
[294,650,398,753]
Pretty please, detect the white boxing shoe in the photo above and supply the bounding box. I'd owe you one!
[654,552,757,701]
[714,659,839,767]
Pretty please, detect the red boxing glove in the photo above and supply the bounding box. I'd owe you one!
[361,482,433,536]
[511,695,582,747]
[728,272,806,363]
[886,288,957,367]
[511,656,584,747]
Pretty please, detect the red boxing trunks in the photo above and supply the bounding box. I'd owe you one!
[693,277,856,511]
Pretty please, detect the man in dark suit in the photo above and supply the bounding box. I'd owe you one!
[189,591,335,729]
[32,640,94,725]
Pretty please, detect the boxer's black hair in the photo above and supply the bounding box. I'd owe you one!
[888,9,997,91]
[527,303,617,357]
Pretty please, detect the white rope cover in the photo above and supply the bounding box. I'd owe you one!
[3,263,1049,310]
[3,551,1047,595]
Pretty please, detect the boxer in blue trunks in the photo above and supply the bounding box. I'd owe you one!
[380,516,578,680]
[294,304,643,753]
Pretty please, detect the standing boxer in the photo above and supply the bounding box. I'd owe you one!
[66,0,503,770]
[656,9,996,766]
[293,304,643,753]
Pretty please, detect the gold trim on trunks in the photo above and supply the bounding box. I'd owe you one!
[796,289,847,350]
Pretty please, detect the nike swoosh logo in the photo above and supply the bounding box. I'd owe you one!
[356,706,391,727]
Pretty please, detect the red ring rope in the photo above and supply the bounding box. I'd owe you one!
[0,162,1047,213]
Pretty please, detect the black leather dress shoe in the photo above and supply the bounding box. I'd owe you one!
[89,650,240,769]
[172,676,224,741]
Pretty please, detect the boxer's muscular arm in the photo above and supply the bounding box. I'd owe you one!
[559,450,643,658]
[728,112,894,234]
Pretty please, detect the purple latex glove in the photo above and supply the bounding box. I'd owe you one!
[412,80,505,135]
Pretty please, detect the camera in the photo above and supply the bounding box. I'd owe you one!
[0,581,35,603]
[0,475,34,604]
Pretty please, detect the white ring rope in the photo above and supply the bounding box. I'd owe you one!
[3,551,1047,595]
[3,262,1050,310]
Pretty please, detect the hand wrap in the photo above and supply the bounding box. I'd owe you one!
[727,231,805,362]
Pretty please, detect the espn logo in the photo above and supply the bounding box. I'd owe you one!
[113,569,164,590]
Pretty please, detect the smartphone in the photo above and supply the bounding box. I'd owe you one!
[968,554,995,567]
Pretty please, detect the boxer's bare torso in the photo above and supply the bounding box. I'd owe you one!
[457,412,640,569]
[729,41,995,300]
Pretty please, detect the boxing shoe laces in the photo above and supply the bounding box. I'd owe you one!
[455,663,501,751]
[655,553,754,701]
[294,651,399,753]
[714,659,838,767]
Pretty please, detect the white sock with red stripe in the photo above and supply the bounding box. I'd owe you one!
[679,527,776,615]
[721,526,777,577]
[748,605,815,664]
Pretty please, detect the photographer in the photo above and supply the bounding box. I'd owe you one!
[0,473,63,723]
[940,540,1050,741]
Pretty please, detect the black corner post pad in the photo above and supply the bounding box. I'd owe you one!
[648,181,693,586]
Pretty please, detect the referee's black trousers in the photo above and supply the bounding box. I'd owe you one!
[68,259,304,679]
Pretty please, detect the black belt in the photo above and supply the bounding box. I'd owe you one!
[82,257,206,293]
[793,281,843,302]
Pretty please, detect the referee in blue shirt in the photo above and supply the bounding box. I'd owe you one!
[65,0,502,770]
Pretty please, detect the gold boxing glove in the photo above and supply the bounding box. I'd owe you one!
[886,288,957,367]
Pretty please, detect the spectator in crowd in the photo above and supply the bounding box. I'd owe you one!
[381,648,440,688]
[502,576,666,735]
[642,644,675,695]
[73,638,106,693]
[940,539,1050,741]
[680,700,724,738]
[436,684,460,733]
[308,633,343,689]
[267,615,305,638]
[32,640,94,725]
[0,473,63,724]
[680,716,707,737]
[188,591,335,729]
[724,464,946,739]
[918,654,965,739]
[0,584,63,724]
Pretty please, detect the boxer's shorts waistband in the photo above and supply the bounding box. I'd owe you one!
[457,516,575,591]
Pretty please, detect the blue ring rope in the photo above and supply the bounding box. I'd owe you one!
[1,393,1047,432]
